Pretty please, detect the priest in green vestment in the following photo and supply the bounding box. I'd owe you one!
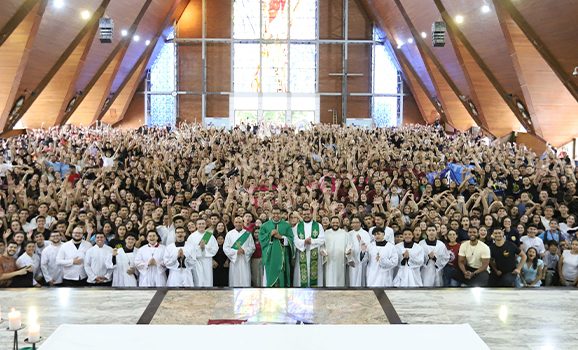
[259,207,294,287]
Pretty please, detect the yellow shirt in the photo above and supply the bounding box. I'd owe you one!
[458,241,491,269]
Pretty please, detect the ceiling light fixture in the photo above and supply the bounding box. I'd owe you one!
[80,10,91,20]
[133,35,140,42]
[407,38,414,44]
[481,5,491,13]
[455,15,464,24]
[121,29,128,37]
[145,40,151,46]
[397,40,404,49]
[421,31,427,39]
[54,0,65,9]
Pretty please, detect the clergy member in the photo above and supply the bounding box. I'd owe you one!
[135,230,167,287]
[347,216,373,287]
[224,217,256,287]
[293,207,325,287]
[419,225,450,287]
[164,227,197,287]
[259,207,294,287]
[112,233,138,287]
[84,232,114,286]
[361,227,398,287]
[186,218,218,287]
[393,229,425,287]
[324,216,350,287]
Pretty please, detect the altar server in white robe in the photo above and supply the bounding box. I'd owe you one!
[347,217,373,287]
[41,231,64,286]
[112,234,138,287]
[85,232,114,285]
[135,230,167,287]
[186,218,218,287]
[56,227,92,286]
[393,229,425,287]
[293,208,326,287]
[419,225,450,287]
[361,227,398,287]
[164,227,197,287]
[324,216,351,287]
[224,217,255,287]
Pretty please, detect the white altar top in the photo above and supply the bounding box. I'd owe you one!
[41,324,488,350]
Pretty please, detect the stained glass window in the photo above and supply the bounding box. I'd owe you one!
[148,28,176,127]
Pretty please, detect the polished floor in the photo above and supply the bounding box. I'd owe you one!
[0,288,577,350]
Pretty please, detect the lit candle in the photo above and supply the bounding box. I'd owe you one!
[28,323,40,343]
[8,309,22,330]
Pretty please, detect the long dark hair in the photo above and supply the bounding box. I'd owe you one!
[525,247,539,270]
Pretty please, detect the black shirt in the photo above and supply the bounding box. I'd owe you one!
[490,241,521,274]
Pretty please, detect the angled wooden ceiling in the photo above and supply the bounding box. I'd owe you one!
[0,0,576,146]
[360,0,578,146]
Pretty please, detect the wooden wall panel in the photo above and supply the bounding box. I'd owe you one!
[319,0,343,39]
[347,44,371,93]
[403,92,425,125]
[117,93,145,128]
[206,95,229,118]
[347,96,370,119]
[399,58,437,124]
[348,0,371,40]
[320,96,342,124]
[0,0,23,32]
[178,0,201,38]
[178,95,202,124]
[206,0,231,38]
[206,44,230,92]
[318,44,342,93]
[178,44,202,92]
[102,58,147,124]
[0,1,43,130]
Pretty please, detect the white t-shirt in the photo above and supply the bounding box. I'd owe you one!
[562,251,578,283]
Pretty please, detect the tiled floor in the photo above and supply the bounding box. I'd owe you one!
[1,288,577,350]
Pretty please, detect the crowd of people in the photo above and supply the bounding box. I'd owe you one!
[0,123,577,288]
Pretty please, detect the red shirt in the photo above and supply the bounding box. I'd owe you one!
[252,240,262,259]
[446,242,461,267]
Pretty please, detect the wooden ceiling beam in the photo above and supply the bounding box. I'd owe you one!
[393,0,483,133]
[6,0,111,131]
[0,0,42,47]
[493,0,578,102]
[0,0,46,130]
[59,0,154,126]
[435,0,527,137]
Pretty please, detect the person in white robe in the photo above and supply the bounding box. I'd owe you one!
[361,227,398,287]
[419,225,450,287]
[135,230,167,287]
[112,234,138,287]
[56,227,92,286]
[368,213,394,244]
[164,227,197,287]
[157,215,186,247]
[224,217,255,287]
[324,217,351,287]
[347,217,373,287]
[41,232,64,286]
[393,229,425,287]
[186,218,218,287]
[84,232,114,285]
[293,208,325,287]
[16,242,41,286]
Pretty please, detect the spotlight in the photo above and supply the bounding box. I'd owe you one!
[407,38,414,44]
[121,29,128,37]
[573,66,578,76]
[481,5,491,13]
[421,32,427,39]
[455,15,464,24]
[133,35,140,42]
[145,40,151,46]
[397,40,404,49]
[80,10,91,20]
[54,0,65,9]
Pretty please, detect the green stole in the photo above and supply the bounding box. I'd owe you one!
[232,230,250,249]
[201,231,213,244]
[297,221,320,287]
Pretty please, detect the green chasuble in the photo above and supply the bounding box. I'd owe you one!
[259,220,294,287]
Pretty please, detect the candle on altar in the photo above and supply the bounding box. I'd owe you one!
[28,323,40,343]
[8,309,22,330]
